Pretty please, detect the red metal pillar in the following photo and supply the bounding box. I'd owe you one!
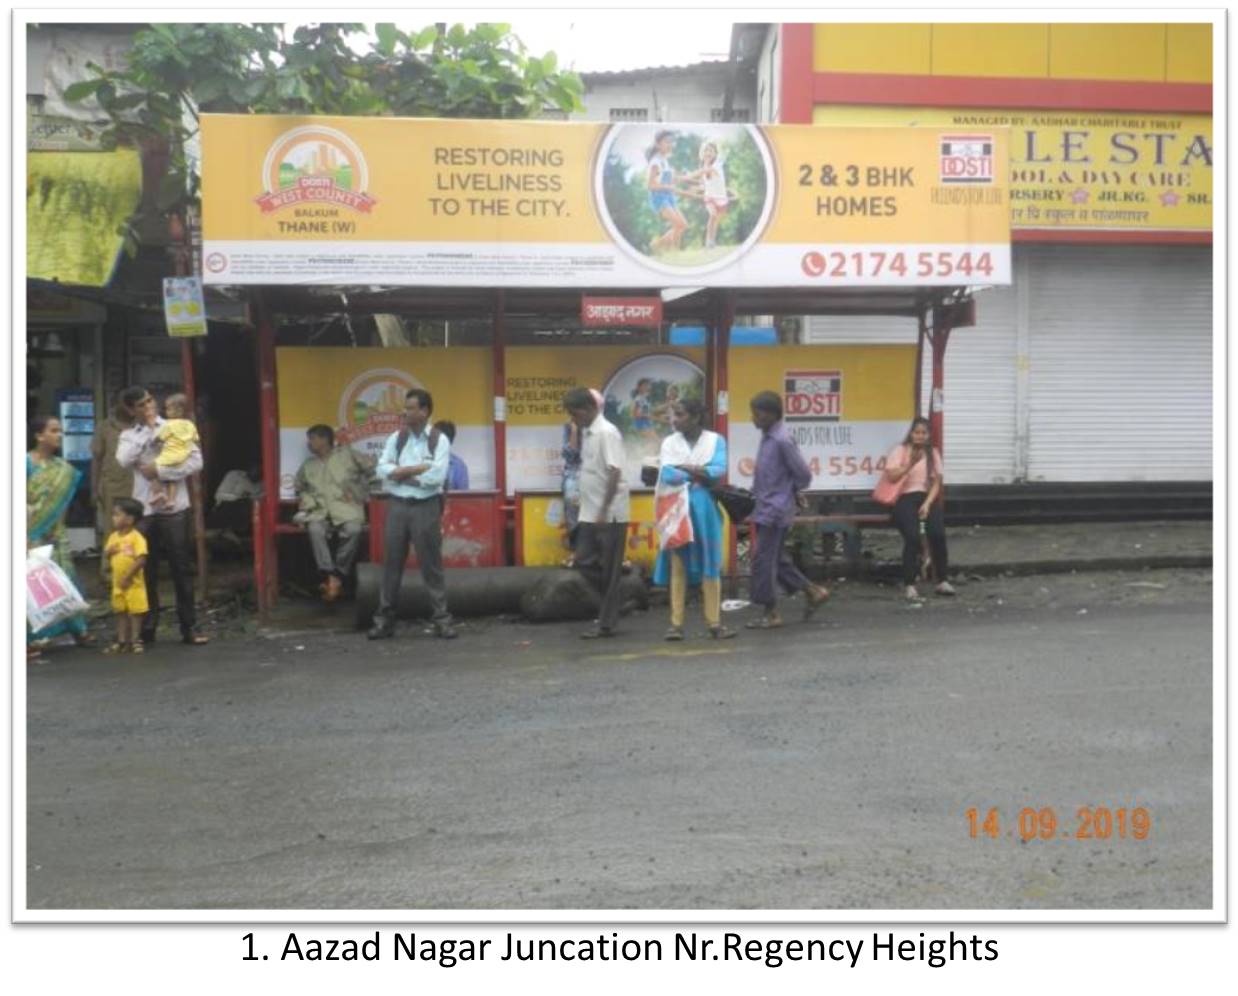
[914,306,928,417]
[714,290,734,444]
[170,211,209,601]
[715,292,738,587]
[929,304,952,459]
[492,289,507,498]
[255,295,280,612]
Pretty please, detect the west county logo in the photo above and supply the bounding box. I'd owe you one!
[255,125,378,214]
[335,368,421,447]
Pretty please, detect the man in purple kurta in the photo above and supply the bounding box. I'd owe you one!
[746,391,830,628]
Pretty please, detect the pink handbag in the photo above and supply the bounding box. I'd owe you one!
[871,446,906,507]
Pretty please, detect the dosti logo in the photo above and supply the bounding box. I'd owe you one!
[335,368,421,447]
[255,125,378,214]
[784,369,842,423]
[940,134,994,184]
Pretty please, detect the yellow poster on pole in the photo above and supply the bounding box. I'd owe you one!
[202,114,1011,287]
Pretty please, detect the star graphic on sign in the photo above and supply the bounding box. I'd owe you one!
[1160,190,1181,207]
[1071,188,1090,204]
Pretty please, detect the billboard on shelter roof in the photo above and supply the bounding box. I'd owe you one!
[201,114,1011,288]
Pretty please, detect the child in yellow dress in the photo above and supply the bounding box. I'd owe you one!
[151,393,199,509]
[104,498,149,654]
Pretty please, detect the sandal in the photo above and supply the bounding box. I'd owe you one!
[803,586,830,619]
[103,642,130,655]
[130,641,145,655]
[744,616,783,630]
[664,626,684,642]
[708,625,737,640]
[181,633,210,645]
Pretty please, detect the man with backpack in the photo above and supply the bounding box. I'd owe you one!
[367,388,457,641]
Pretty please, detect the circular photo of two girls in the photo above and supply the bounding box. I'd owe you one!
[593,123,777,276]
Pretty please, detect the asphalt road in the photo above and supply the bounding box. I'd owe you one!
[25,568,1213,911]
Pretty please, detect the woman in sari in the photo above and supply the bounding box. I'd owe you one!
[653,398,735,641]
[28,415,94,656]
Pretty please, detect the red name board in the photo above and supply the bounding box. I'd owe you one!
[581,297,663,327]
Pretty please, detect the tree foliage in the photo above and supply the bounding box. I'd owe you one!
[62,22,585,248]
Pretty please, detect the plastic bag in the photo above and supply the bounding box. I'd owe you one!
[26,545,89,632]
[654,488,693,550]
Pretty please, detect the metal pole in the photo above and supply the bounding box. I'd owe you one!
[179,340,209,602]
[256,295,280,612]
[929,303,951,460]
[492,289,507,500]
[914,305,928,417]
[171,211,209,603]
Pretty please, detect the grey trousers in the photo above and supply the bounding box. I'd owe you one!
[374,498,450,626]
[307,519,363,578]
[750,522,812,610]
[574,521,628,631]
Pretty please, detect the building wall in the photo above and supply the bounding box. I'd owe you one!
[575,66,756,123]
[794,22,1213,485]
[811,23,1212,83]
[756,26,780,123]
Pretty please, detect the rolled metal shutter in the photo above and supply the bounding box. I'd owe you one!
[1026,244,1212,482]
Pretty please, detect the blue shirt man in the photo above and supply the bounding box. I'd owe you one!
[432,420,470,491]
[368,388,456,641]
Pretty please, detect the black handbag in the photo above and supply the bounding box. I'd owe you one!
[712,484,756,523]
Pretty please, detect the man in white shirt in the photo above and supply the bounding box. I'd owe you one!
[367,388,456,641]
[563,387,630,639]
[114,385,208,646]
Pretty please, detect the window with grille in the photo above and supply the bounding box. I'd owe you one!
[609,107,650,121]
[710,107,751,122]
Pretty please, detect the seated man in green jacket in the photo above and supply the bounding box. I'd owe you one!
[294,424,374,601]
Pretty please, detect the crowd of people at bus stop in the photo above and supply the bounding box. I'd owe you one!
[27,379,952,658]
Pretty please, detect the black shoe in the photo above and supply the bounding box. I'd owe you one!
[367,624,395,640]
[580,625,615,640]
[434,622,458,640]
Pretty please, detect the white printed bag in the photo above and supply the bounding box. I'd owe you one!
[26,545,89,632]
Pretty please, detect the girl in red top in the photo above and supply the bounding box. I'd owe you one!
[882,417,955,601]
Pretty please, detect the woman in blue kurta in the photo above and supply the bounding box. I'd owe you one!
[653,398,734,641]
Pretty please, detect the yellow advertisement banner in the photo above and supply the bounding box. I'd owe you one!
[727,344,918,491]
[813,106,1212,232]
[201,114,1010,286]
[275,347,492,498]
[519,493,732,573]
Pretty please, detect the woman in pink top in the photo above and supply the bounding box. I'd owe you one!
[881,417,955,600]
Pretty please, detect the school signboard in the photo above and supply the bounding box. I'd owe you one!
[201,114,1011,288]
[814,106,1212,233]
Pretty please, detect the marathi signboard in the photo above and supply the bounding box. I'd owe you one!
[581,296,663,327]
[814,106,1212,233]
[201,114,1011,287]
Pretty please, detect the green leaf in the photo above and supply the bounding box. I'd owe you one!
[62,79,104,102]
[107,92,147,111]
[411,26,439,49]
[375,22,400,56]
[541,51,558,74]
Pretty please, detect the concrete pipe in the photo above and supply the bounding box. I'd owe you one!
[353,564,649,627]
